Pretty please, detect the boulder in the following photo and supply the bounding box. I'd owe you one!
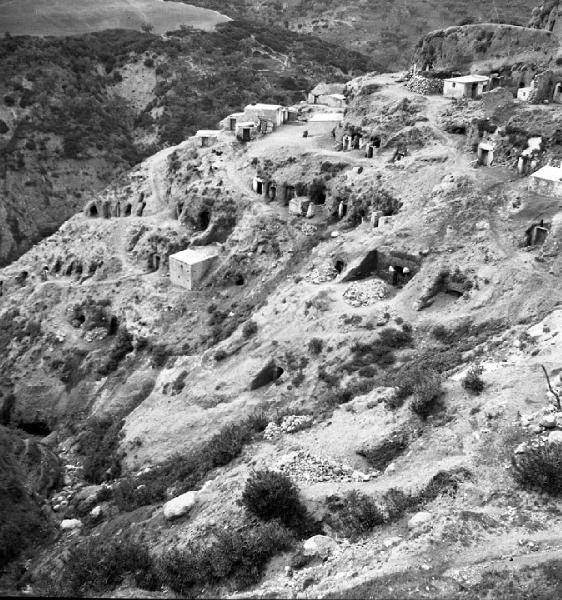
[303,535,338,558]
[163,491,197,520]
[60,518,82,530]
[548,430,562,445]
[541,414,557,429]
[407,511,432,529]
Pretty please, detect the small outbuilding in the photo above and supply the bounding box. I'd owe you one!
[235,121,257,142]
[477,141,494,166]
[222,112,245,131]
[244,103,286,128]
[195,130,221,148]
[308,82,345,105]
[517,87,532,101]
[529,164,562,198]
[169,246,220,291]
[307,112,344,136]
[443,75,489,99]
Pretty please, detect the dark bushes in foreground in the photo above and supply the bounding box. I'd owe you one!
[513,443,562,495]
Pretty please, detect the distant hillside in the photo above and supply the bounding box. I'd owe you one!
[0,23,374,265]
[179,0,534,71]
[0,0,229,36]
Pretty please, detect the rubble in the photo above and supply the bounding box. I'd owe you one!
[343,280,389,306]
[306,264,338,284]
[406,75,444,95]
[276,449,378,483]
[263,415,314,440]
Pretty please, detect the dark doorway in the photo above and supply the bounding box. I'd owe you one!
[17,421,51,436]
[235,274,245,286]
[124,204,132,216]
[471,83,478,99]
[334,260,345,274]
[198,210,211,230]
[89,205,98,217]
[109,316,119,335]
[256,180,263,194]
[243,128,251,142]
[230,118,236,131]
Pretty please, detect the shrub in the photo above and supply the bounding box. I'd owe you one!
[79,415,124,483]
[378,327,413,349]
[462,365,484,395]
[382,487,418,521]
[419,467,471,503]
[512,443,562,495]
[325,491,385,539]
[410,369,443,419]
[113,415,267,511]
[431,324,449,342]
[0,428,48,566]
[308,337,324,355]
[151,343,170,368]
[42,536,158,597]
[242,319,258,339]
[98,327,133,375]
[158,522,294,594]
[242,469,315,535]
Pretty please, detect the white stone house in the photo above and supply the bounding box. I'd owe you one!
[529,164,562,198]
[244,103,286,128]
[306,112,344,136]
[443,75,489,99]
[195,130,221,148]
[169,246,220,290]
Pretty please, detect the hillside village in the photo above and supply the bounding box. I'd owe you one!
[6,2,562,599]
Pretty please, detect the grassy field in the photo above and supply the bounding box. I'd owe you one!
[0,0,229,36]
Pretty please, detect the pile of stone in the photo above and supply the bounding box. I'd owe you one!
[343,280,389,306]
[406,75,444,95]
[263,415,314,440]
[306,264,338,284]
[276,450,378,483]
[301,223,318,236]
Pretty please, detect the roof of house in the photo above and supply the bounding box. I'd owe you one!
[236,121,257,128]
[444,74,490,84]
[170,247,220,265]
[310,82,345,96]
[530,165,562,182]
[195,130,221,137]
[328,93,346,101]
[308,112,344,122]
[245,103,284,111]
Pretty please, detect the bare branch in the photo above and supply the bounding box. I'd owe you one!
[541,364,561,410]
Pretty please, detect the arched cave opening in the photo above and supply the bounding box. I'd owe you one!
[109,316,119,335]
[334,260,345,274]
[198,210,211,230]
[17,420,52,437]
[124,204,132,216]
[89,205,98,217]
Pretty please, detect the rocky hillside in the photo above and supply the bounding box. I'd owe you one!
[181,0,534,70]
[3,64,562,597]
[412,23,558,73]
[0,23,373,266]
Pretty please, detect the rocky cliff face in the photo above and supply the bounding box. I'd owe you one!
[413,23,558,73]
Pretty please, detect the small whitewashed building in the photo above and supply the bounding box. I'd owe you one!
[443,75,490,99]
[517,87,532,101]
[529,163,562,198]
[195,130,221,148]
[221,112,245,131]
[477,141,494,166]
[235,121,257,142]
[169,246,220,291]
[244,103,286,128]
[308,82,345,105]
[306,112,344,136]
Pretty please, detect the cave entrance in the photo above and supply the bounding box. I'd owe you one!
[342,250,379,282]
[74,263,83,277]
[445,288,464,298]
[89,205,98,217]
[256,180,263,195]
[198,210,211,230]
[137,202,146,217]
[554,83,562,104]
[109,316,119,335]
[124,204,132,216]
[151,254,161,271]
[334,259,345,274]
[18,421,51,437]
[235,273,245,286]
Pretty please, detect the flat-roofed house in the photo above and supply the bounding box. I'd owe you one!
[195,130,221,147]
[244,103,286,128]
[529,163,562,198]
[169,246,220,290]
[443,74,489,99]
